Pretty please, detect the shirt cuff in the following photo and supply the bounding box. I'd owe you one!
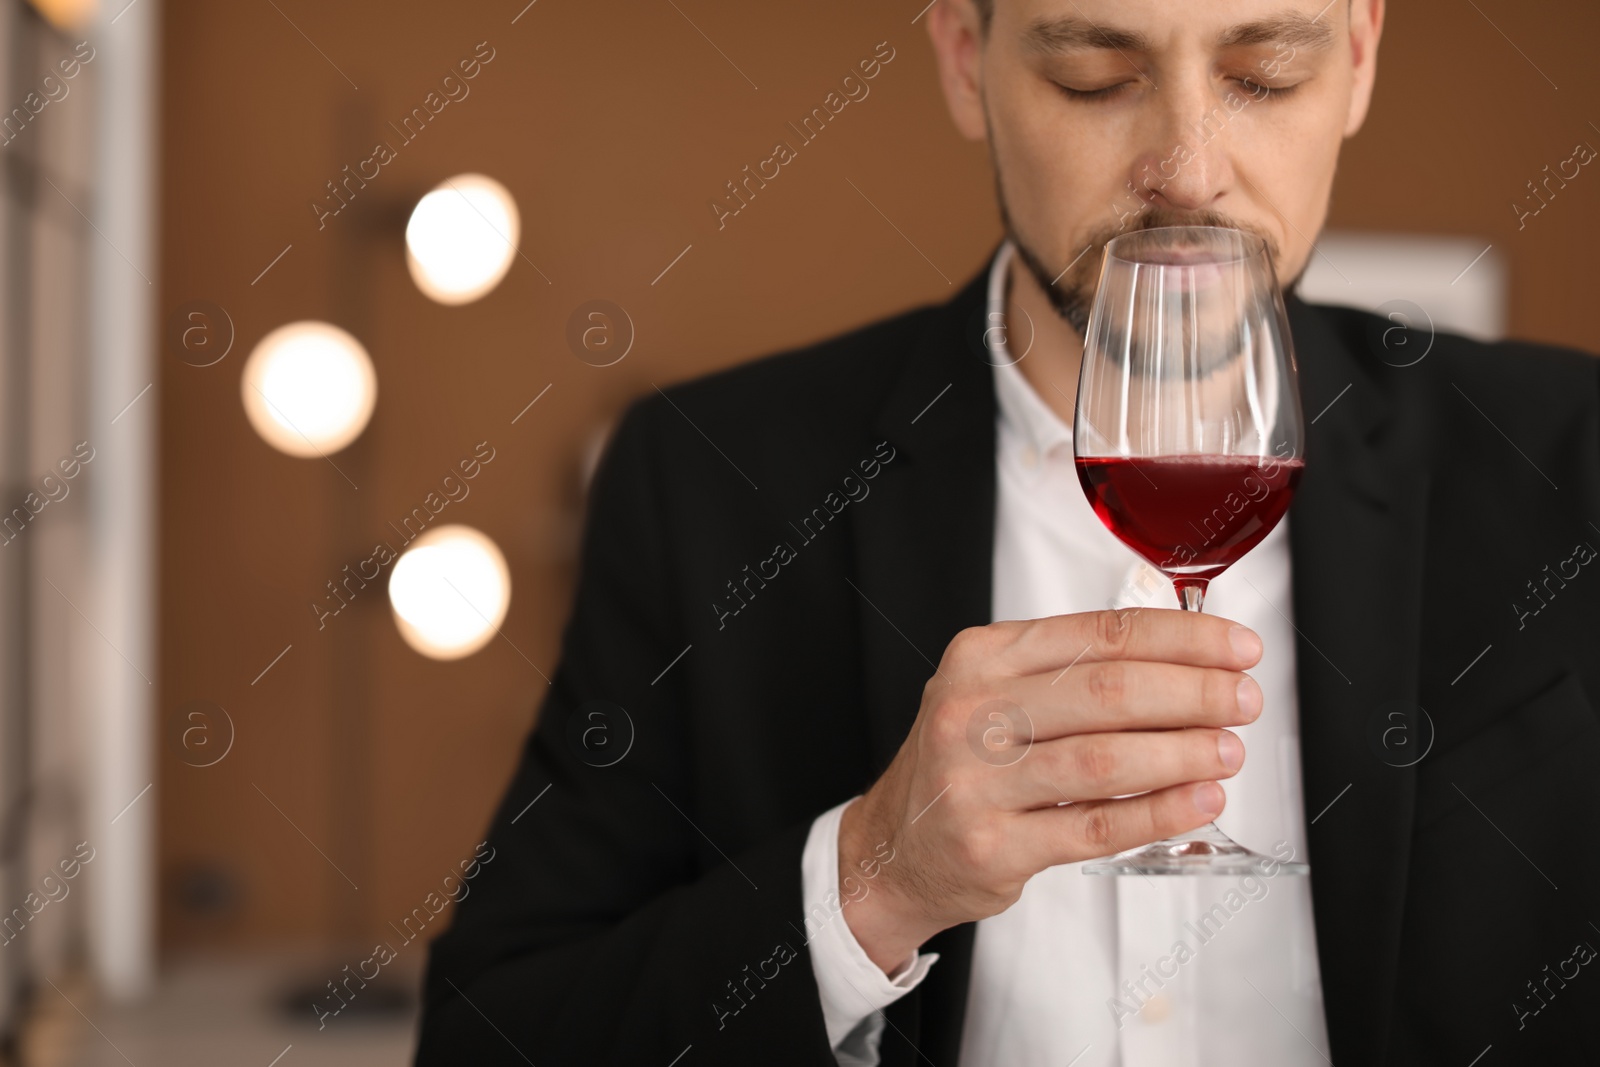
[801,796,939,1052]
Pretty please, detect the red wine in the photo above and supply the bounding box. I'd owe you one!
[1075,454,1304,592]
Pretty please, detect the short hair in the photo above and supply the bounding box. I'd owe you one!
[974,0,1350,37]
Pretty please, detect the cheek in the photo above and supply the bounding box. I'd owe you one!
[1231,113,1342,278]
[990,87,1127,254]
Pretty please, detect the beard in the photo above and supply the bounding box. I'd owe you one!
[992,166,1293,336]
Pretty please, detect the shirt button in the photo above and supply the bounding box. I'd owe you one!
[1140,992,1172,1023]
[1020,444,1038,469]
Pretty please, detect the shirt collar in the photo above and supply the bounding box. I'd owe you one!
[986,240,1074,460]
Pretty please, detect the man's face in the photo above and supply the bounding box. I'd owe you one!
[931,0,1382,331]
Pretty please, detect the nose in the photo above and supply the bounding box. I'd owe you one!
[1126,79,1237,213]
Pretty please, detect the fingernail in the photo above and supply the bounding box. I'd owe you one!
[1194,782,1225,816]
[1217,731,1244,772]
[1236,676,1262,720]
[1229,625,1262,664]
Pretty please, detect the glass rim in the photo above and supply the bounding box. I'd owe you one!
[1103,225,1268,267]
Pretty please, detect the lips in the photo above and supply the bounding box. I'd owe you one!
[1154,260,1226,293]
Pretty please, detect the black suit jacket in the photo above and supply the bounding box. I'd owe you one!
[415,259,1600,1065]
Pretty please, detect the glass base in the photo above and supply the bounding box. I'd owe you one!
[1082,822,1310,876]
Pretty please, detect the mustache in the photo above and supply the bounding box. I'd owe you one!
[1005,205,1282,334]
[1076,207,1281,280]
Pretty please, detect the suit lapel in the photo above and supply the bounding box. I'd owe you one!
[1285,293,1428,1065]
[853,267,997,777]
[850,265,994,1065]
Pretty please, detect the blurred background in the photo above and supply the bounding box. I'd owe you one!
[0,0,1593,1062]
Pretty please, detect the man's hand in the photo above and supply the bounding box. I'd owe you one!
[837,608,1263,973]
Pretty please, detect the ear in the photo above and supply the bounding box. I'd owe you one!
[926,0,989,141]
[1344,0,1385,137]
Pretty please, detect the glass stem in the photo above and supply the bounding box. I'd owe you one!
[1175,580,1206,612]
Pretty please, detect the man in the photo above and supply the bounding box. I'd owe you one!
[415,0,1600,1063]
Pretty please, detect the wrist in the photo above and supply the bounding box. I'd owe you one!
[837,798,940,974]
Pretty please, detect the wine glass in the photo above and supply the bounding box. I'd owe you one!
[1072,225,1309,877]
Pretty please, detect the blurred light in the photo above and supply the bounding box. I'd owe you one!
[388,525,511,660]
[28,0,95,31]
[405,174,520,305]
[241,322,377,457]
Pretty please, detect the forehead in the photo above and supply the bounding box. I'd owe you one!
[1007,0,1342,54]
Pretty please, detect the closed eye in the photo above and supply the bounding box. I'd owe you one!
[1236,77,1303,99]
[1057,78,1305,103]
[1056,81,1137,102]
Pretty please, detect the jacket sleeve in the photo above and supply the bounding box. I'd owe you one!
[414,395,837,1065]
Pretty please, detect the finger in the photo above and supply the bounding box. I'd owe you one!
[951,608,1261,679]
[993,728,1244,810]
[1019,781,1228,870]
[1002,662,1262,740]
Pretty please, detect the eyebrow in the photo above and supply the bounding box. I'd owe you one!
[1021,11,1339,57]
[1217,13,1338,50]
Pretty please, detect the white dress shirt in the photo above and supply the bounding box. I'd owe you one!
[802,242,1332,1066]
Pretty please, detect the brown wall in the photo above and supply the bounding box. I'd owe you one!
[158,0,1600,952]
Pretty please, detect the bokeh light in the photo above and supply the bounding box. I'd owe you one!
[240,321,376,457]
[388,525,511,660]
[405,174,520,305]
